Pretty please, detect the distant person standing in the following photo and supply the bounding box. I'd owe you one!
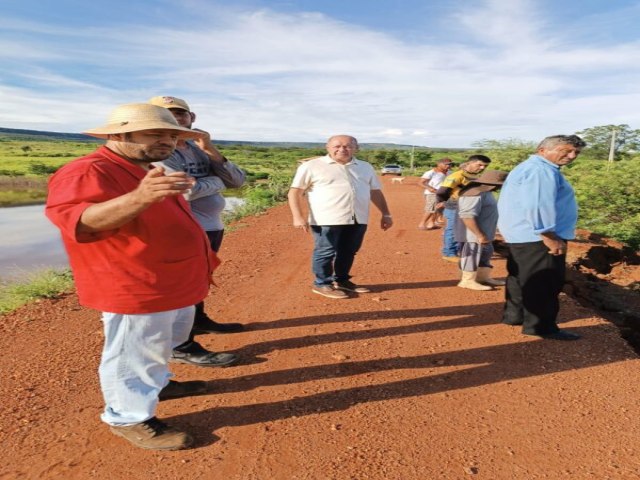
[417,158,452,230]
[288,135,393,299]
[436,155,491,262]
[498,135,586,341]
[149,96,246,368]
[454,170,508,290]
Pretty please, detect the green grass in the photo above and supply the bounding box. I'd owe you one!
[0,139,98,175]
[0,269,75,314]
[1,135,638,248]
[223,170,294,225]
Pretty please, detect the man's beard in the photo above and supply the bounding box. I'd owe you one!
[142,147,175,162]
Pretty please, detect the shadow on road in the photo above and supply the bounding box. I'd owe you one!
[239,301,588,340]
[173,321,625,447]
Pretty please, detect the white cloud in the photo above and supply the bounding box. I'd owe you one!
[0,1,639,146]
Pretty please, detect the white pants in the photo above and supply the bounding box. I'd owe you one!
[98,306,194,426]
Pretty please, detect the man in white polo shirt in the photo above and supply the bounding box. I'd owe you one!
[288,135,393,299]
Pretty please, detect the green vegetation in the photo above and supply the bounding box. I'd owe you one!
[1,128,639,249]
[566,159,640,249]
[0,138,97,175]
[0,269,75,314]
[470,135,640,250]
[576,124,640,161]
[223,170,292,224]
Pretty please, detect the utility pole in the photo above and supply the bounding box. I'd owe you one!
[608,128,617,164]
[410,145,415,172]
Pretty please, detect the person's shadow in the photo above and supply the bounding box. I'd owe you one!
[171,320,622,447]
[231,301,588,357]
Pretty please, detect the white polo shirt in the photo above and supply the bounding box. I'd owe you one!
[291,155,382,225]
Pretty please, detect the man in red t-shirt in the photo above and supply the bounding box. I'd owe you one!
[46,103,231,451]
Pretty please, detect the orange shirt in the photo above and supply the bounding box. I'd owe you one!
[46,146,216,314]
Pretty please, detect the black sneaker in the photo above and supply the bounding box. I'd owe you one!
[333,280,371,293]
[192,316,244,335]
[171,341,238,367]
[158,380,208,401]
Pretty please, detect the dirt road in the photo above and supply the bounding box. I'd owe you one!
[2,176,639,479]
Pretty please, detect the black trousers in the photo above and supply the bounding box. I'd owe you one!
[503,241,566,335]
[174,230,224,351]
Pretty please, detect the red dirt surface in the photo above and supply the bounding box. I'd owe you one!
[2,176,640,479]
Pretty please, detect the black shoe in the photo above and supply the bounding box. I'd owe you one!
[527,330,581,341]
[171,342,238,367]
[159,380,208,401]
[502,318,523,326]
[333,280,371,293]
[192,316,244,335]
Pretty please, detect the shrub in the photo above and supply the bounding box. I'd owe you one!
[28,162,59,175]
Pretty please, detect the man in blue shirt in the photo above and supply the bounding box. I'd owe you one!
[497,135,586,341]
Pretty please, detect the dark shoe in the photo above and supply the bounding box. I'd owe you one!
[502,318,524,326]
[159,380,207,401]
[109,417,192,450]
[171,342,238,367]
[527,330,581,341]
[334,280,371,293]
[193,316,244,335]
[312,285,348,299]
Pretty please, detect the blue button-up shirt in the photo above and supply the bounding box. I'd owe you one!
[497,155,577,243]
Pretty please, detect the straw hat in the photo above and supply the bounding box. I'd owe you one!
[83,103,203,139]
[459,170,508,196]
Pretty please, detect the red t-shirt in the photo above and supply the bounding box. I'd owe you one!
[46,146,217,314]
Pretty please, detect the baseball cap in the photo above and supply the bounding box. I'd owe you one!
[148,96,191,112]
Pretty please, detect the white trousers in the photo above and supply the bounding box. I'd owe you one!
[98,306,194,426]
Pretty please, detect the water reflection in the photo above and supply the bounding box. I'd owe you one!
[0,197,244,282]
[0,205,68,281]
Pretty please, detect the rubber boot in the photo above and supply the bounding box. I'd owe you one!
[476,266,505,286]
[457,270,492,291]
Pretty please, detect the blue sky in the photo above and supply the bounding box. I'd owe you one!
[1,0,639,147]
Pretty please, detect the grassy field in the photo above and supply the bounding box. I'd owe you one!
[1,134,638,249]
[0,138,97,174]
[0,136,436,205]
[0,134,637,314]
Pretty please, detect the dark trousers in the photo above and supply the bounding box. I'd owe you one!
[206,230,224,254]
[310,224,368,286]
[503,241,566,335]
[175,229,224,351]
[194,230,224,324]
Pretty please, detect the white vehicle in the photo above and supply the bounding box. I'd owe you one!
[380,164,403,176]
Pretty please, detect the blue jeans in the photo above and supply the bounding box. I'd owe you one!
[441,207,459,256]
[311,224,367,286]
[99,306,194,426]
